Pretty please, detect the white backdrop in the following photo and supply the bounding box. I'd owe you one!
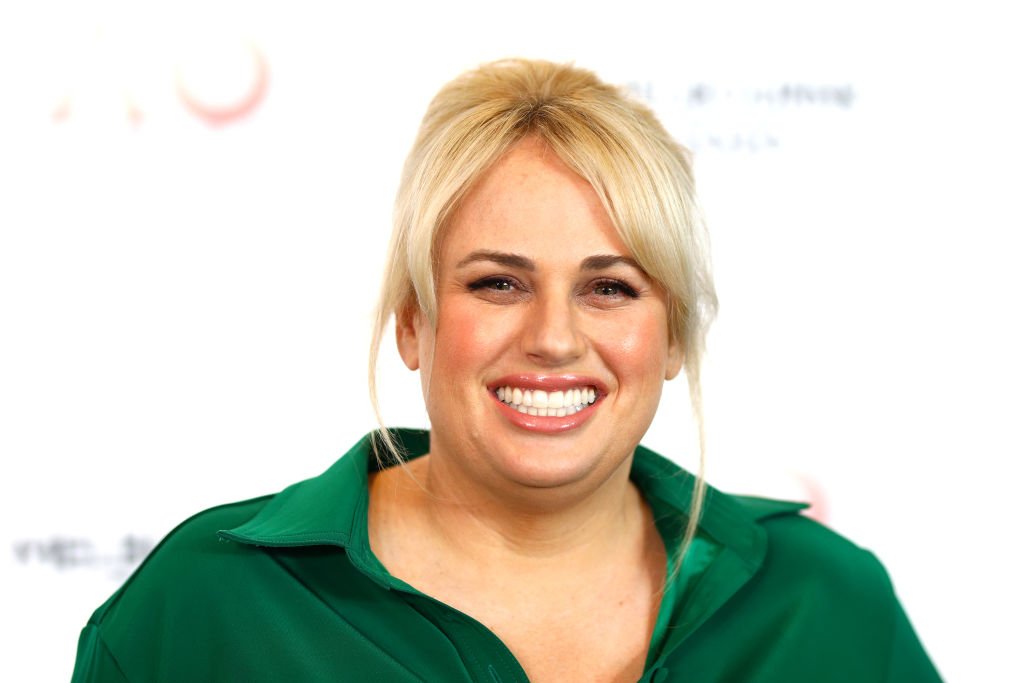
[2,1,1022,680]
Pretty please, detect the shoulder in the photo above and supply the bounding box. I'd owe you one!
[76,496,276,680]
[701,495,938,676]
[730,493,896,607]
[103,496,271,600]
[89,495,274,624]
[728,496,921,670]
[76,492,398,682]
[671,493,942,680]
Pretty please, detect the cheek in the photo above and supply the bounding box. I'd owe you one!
[431,304,512,385]
[594,314,671,388]
[446,308,494,350]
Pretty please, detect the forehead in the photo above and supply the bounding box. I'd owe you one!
[440,138,630,265]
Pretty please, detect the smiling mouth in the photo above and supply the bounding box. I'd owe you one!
[495,385,597,417]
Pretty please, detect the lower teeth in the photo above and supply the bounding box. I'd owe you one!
[512,405,586,417]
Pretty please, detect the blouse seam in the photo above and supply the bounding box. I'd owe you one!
[227,530,351,543]
[90,623,132,683]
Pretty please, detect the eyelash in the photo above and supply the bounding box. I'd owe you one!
[591,278,639,299]
[468,276,521,293]
[467,276,640,299]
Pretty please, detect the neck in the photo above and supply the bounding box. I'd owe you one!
[392,450,645,569]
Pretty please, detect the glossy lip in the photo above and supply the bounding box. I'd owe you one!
[487,374,607,434]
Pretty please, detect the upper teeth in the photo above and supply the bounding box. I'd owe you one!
[496,386,597,417]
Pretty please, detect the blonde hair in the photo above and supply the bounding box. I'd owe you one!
[369,58,718,563]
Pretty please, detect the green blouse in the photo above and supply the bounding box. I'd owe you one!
[72,429,942,682]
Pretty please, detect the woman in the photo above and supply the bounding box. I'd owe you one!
[72,59,941,682]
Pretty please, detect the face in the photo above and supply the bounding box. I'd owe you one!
[397,137,684,499]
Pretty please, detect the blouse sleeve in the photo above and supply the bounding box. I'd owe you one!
[882,575,944,682]
[71,623,131,683]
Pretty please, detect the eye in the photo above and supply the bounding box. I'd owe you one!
[590,279,639,299]
[466,276,530,303]
[468,276,519,292]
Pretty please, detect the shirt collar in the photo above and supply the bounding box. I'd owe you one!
[221,428,804,571]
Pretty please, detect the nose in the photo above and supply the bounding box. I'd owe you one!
[521,291,586,366]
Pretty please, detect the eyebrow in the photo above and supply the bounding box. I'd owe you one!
[455,250,642,273]
[456,250,534,271]
[580,254,643,271]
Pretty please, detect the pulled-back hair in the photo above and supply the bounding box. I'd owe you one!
[369,58,717,562]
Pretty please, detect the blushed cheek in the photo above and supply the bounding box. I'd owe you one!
[433,305,511,386]
[446,308,496,350]
[600,319,671,390]
[616,328,644,356]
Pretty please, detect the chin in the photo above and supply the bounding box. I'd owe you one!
[485,437,616,492]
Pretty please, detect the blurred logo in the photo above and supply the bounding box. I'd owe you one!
[13,534,154,577]
[48,12,268,127]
